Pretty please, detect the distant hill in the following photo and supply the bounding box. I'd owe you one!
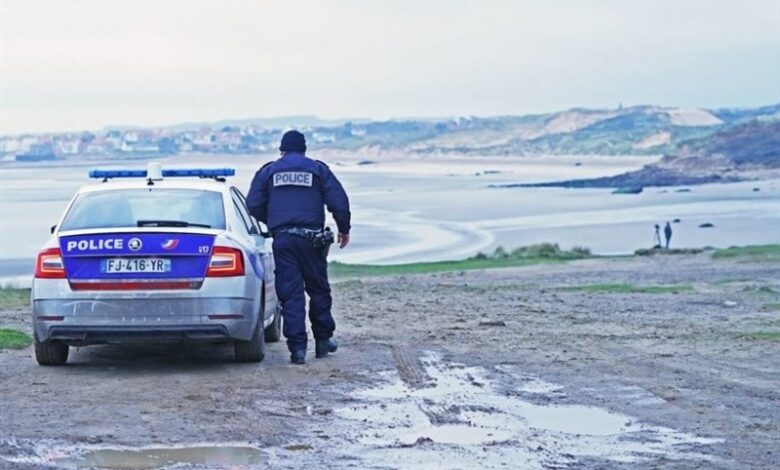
[309,103,779,157]
[9,103,777,173]
[711,103,780,124]
[678,119,780,167]
[513,119,780,188]
[97,104,780,149]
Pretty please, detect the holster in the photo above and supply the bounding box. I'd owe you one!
[313,227,335,258]
[278,226,335,258]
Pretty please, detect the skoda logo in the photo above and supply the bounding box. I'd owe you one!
[128,237,143,251]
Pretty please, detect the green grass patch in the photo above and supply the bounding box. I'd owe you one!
[562,283,694,294]
[713,278,754,285]
[0,288,30,309]
[484,243,592,261]
[739,331,780,341]
[712,245,780,261]
[330,257,565,278]
[0,328,32,350]
[331,243,591,278]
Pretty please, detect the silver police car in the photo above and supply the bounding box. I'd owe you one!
[31,164,280,365]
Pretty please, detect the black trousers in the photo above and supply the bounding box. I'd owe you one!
[272,233,335,353]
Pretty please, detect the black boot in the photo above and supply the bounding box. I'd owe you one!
[290,349,306,364]
[315,338,338,358]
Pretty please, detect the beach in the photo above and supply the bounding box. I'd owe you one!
[1,154,779,284]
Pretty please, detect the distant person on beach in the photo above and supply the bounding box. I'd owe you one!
[664,222,673,249]
[653,224,662,249]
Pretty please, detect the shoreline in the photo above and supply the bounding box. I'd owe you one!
[2,158,778,273]
[7,151,779,190]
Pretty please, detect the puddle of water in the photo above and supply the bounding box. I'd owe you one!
[52,445,266,469]
[494,365,566,396]
[335,352,720,469]
[519,403,630,435]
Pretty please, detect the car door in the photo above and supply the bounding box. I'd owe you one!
[230,188,277,320]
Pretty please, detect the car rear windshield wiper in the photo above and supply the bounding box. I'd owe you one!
[137,220,212,228]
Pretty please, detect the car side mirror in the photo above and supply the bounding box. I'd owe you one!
[50,225,57,234]
[249,225,271,238]
[255,221,271,238]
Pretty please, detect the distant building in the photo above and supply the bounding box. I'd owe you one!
[0,137,25,154]
[158,137,178,154]
[120,141,159,154]
[16,143,56,162]
[55,139,81,155]
[312,132,335,143]
[105,130,123,150]
[123,131,139,143]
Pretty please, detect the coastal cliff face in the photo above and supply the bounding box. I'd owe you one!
[676,119,780,169]
[518,120,780,188]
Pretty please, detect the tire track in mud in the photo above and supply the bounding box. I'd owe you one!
[334,351,722,469]
[391,344,435,389]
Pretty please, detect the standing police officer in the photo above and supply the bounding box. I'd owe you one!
[246,130,351,364]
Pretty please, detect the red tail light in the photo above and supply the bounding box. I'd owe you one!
[35,248,67,279]
[206,246,245,277]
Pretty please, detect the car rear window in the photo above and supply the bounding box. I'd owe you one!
[59,189,226,231]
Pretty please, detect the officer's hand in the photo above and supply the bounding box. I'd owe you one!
[338,233,350,249]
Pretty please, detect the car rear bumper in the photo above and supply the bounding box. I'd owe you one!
[33,297,257,344]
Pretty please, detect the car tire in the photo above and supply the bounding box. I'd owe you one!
[234,315,266,363]
[264,305,282,343]
[34,334,69,366]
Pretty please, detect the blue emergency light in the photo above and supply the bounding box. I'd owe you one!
[89,168,235,179]
[164,168,236,177]
[89,169,147,179]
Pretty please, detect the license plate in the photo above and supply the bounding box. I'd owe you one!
[101,258,171,274]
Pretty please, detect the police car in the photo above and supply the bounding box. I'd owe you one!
[31,163,281,365]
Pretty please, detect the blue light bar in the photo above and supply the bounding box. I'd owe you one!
[89,169,148,179]
[89,168,235,179]
[163,168,235,177]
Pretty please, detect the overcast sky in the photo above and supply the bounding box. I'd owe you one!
[1,0,778,134]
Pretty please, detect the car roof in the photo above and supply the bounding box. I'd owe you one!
[76,178,232,195]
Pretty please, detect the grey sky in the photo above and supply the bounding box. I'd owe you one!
[1,0,778,134]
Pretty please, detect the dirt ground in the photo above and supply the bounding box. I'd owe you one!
[1,254,778,469]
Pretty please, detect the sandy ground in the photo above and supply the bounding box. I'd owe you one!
[0,254,778,469]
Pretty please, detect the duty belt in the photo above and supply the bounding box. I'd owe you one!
[276,227,335,252]
[276,227,322,238]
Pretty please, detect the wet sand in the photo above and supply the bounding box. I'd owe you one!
[3,154,779,281]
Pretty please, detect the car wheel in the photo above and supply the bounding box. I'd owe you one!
[264,305,282,343]
[234,315,266,363]
[34,334,69,366]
